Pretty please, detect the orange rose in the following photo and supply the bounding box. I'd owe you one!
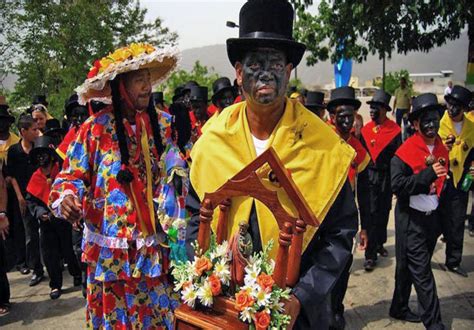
[254,311,271,330]
[257,273,274,293]
[208,274,222,296]
[195,257,212,276]
[235,290,254,311]
[182,281,192,290]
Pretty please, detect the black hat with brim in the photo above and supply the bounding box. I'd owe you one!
[327,86,361,112]
[0,106,15,123]
[366,89,392,112]
[226,0,306,68]
[189,86,209,103]
[444,85,472,107]
[30,136,57,163]
[305,91,326,109]
[211,77,236,105]
[43,119,67,136]
[408,93,444,123]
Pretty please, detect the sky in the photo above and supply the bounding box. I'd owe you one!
[142,0,247,50]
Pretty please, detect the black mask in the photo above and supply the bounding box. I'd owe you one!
[335,106,355,134]
[241,49,288,105]
[70,106,89,127]
[447,101,464,118]
[191,101,208,121]
[369,105,381,122]
[419,110,440,138]
[0,119,11,133]
[216,90,235,110]
[36,151,52,168]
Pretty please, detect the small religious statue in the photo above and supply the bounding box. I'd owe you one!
[229,221,253,287]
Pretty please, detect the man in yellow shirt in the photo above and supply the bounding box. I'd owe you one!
[393,77,412,136]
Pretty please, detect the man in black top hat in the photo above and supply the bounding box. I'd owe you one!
[305,91,326,119]
[64,94,89,130]
[439,85,474,278]
[43,119,66,148]
[211,77,236,114]
[186,1,358,329]
[189,85,209,141]
[361,89,402,271]
[389,93,448,328]
[152,91,167,112]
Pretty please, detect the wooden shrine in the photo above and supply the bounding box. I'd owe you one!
[174,147,319,329]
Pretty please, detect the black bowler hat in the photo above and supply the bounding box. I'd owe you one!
[189,86,209,103]
[327,86,361,112]
[183,81,199,94]
[64,94,80,115]
[152,92,164,105]
[0,96,15,124]
[32,95,48,107]
[44,118,66,136]
[409,93,443,123]
[30,136,57,163]
[367,89,392,111]
[211,77,235,105]
[226,0,306,67]
[444,85,472,107]
[172,85,186,102]
[305,91,326,109]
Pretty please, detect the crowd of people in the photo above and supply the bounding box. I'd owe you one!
[0,0,473,329]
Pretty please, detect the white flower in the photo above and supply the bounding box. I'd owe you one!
[240,307,254,323]
[244,262,261,285]
[197,281,213,307]
[255,290,271,307]
[241,283,259,297]
[182,285,197,308]
[214,259,231,285]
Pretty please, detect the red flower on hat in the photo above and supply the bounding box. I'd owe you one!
[87,60,102,79]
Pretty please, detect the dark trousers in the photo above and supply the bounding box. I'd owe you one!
[71,224,87,289]
[40,219,80,289]
[8,191,26,269]
[23,209,43,275]
[391,209,443,329]
[0,239,10,306]
[365,189,391,261]
[444,188,468,268]
[395,108,408,127]
[331,254,352,316]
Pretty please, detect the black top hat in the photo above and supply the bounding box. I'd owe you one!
[32,95,48,106]
[226,0,306,68]
[64,94,80,114]
[409,93,443,123]
[367,89,392,111]
[182,81,199,95]
[172,85,186,103]
[30,136,56,163]
[305,91,326,109]
[43,119,66,136]
[189,86,209,103]
[152,92,164,105]
[211,77,235,104]
[0,97,15,123]
[444,85,472,107]
[327,86,361,112]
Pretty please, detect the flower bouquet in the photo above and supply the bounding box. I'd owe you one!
[171,235,232,308]
[234,241,292,330]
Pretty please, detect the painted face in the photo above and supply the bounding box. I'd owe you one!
[0,118,11,133]
[36,151,52,167]
[446,100,464,119]
[239,48,290,105]
[32,110,47,131]
[123,69,152,111]
[70,106,88,126]
[216,90,235,110]
[369,104,381,122]
[335,105,355,134]
[418,110,440,138]
[191,101,208,121]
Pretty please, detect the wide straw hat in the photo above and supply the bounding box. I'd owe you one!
[76,43,180,105]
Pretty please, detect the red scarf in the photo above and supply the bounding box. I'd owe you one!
[57,126,79,160]
[207,103,218,117]
[346,135,370,187]
[361,119,400,162]
[27,163,60,205]
[395,133,449,197]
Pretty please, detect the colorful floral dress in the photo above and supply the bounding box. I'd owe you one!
[50,106,179,329]
[156,139,192,264]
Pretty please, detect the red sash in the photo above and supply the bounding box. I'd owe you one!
[207,103,218,117]
[395,133,449,197]
[361,119,401,162]
[27,163,60,205]
[346,136,370,187]
[57,126,79,160]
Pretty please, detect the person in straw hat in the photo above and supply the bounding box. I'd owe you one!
[49,43,181,329]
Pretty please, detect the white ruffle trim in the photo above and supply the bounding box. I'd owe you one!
[83,225,167,250]
[75,46,181,105]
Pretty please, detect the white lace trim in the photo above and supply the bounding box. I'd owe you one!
[83,225,166,250]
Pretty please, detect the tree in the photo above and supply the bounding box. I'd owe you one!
[157,61,220,104]
[1,0,177,118]
[373,70,413,96]
[291,1,473,88]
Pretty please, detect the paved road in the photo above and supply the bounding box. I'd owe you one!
[1,207,473,329]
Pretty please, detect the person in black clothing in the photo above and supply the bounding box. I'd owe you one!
[361,90,402,271]
[26,136,81,299]
[389,93,448,329]
[0,171,11,315]
[5,115,44,286]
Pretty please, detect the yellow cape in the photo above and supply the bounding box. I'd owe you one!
[439,112,474,186]
[190,98,355,259]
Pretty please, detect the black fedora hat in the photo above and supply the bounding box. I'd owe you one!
[409,93,443,123]
[189,86,209,103]
[30,135,57,163]
[64,94,80,114]
[152,92,164,105]
[226,0,306,68]
[327,86,361,112]
[305,91,326,109]
[444,85,472,107]
[211,77,235,104]
[44,118,66,136]
[172,85,186,103]
[367,89,392,111]
[0,96,15,123]
[32,94,48,106]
